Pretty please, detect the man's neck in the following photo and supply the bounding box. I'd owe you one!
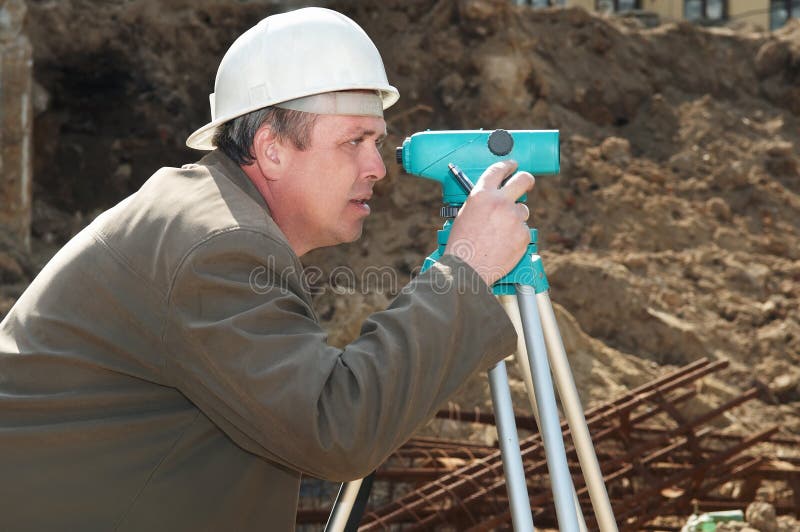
[240,163,311,257]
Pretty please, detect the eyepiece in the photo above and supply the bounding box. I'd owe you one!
[395,146,403,165]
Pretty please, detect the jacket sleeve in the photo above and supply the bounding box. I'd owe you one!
[163,228,517,481]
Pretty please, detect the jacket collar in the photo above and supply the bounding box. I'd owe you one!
[198,150,272,216]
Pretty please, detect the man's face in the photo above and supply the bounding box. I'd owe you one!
[270,114,387,255]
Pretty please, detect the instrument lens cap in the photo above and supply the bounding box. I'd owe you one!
[488,129,514,156]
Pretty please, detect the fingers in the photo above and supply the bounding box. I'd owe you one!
[472,160,535,202]
[500,171,535,201]
[473,160,519,191]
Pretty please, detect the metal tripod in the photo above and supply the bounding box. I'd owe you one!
[326,170,618,532]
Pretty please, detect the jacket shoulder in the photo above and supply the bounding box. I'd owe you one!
[91,159,291,295]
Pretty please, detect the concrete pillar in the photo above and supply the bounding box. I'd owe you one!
[0,0,32,251]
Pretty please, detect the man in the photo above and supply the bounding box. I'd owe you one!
[0,7,533,531]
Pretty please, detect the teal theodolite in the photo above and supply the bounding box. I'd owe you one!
[396,129,559,295]
[326,129,618,532]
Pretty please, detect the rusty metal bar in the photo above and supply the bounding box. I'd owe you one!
[615,427,779,524]
[628,456,767,530]
[592,387,761,485]
[436,403,539,431]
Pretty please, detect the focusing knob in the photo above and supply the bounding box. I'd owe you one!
[488,129,514,156]
[395,146,403,165]
[440,205,461,218]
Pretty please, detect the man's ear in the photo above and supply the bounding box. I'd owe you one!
[252,124,282,180]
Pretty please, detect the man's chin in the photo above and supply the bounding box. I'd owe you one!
[346,226,364,244]
[315,226,364,251]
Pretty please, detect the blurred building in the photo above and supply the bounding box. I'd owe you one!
[514,0,799,31]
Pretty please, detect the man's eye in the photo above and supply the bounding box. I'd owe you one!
[376,139,385,149]
[348,138,363,146]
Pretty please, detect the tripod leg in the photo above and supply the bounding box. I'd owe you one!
[536,292,618,532]
[488,360,535,532]
[325,474,373,532]
[499,295,589,532]
[516,285,581,531]
[498,295,538,418]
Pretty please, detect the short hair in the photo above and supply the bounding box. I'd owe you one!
[212,107,318,165]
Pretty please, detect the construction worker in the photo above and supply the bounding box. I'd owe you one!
[0,7,534,531]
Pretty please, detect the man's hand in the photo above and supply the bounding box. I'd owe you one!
[443,160,535,287]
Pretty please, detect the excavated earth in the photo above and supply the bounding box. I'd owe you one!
[1,0,798,526]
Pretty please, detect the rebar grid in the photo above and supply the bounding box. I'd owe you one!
[296,359,800,530]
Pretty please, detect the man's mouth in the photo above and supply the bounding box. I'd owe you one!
[350,194,372,213]
[350,193,372,205]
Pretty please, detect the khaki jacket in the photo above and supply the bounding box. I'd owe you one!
[0,150,516,531]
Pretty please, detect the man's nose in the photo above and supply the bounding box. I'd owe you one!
[365,145,387,181]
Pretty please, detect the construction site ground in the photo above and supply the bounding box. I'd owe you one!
[2,0,798,529]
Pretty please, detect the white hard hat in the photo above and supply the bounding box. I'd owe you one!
[186,7,400,150]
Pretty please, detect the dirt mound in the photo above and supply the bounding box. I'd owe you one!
[334,1,800,432]
[7,0,800,480]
